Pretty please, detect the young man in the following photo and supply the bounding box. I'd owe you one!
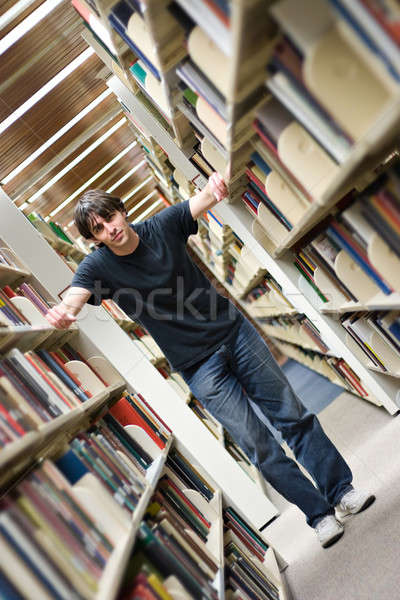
[46,172,375,548]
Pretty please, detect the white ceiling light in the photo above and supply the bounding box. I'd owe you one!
[49,140,137,217]
[1,89,112,185]
[0,0,64,55]
[0,47,94,136]
[27,116,126,205]
[127,190,157,216]
[0,0,36,32]
[122,175,153,204]
[132,198,163,223]
[107,160,146,193]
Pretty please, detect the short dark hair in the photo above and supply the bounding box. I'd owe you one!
[74,189,126,239]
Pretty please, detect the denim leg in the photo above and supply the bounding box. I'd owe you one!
[180,344,337,527]
[229,319,353,511]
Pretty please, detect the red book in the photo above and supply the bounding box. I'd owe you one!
[373,190,400,233]
[136,393,172,434]
[159,476,211,529]
[0,403,26,437]
[336,360,368,397]
[246,164,266,194]
[110,397,164,449]
[25,353,74,409]
[2,285,17,298]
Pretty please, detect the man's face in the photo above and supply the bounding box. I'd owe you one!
[89,210,132,252]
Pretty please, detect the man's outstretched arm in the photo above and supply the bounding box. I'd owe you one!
[189,172,228,220]
[45,287,91,329]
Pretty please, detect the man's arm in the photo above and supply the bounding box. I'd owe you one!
[189,172,228,220]
[45,287,92,329]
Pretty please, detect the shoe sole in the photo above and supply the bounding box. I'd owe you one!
[337,494,376,519]
[322,529,344,549]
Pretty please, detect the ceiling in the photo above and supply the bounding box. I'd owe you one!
[0,0,161,241]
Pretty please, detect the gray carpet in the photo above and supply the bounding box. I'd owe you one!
[261,391,400,600]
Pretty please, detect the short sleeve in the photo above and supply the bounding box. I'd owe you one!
[71,253,109,306]
[151,200,198,241]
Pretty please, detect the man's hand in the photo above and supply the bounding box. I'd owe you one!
[45,287,91,329]
[45,303,77,329]
[206,172,228,204]
[189,172,228,220]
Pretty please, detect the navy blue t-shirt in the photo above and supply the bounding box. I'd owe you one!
[71,201,242,370]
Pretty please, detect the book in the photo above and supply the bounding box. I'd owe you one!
[110,395,166,449]
[137,522,217,599]
[255,97,339,200]
[109,3,161,80]
[327,0,400,81]
[2,352,65,419]
[327,220,393,295]
[35,350,91,403]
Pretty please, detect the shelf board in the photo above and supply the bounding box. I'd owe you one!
[96,437,172,600]
[0,324,54,353]
[0,263,30,286]
[367,365,400,379]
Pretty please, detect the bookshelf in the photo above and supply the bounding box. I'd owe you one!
[0,191,291,598]
[74,0,400,419]
[1,185,280,534]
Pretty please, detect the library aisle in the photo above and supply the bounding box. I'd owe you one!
[263,389,400,600]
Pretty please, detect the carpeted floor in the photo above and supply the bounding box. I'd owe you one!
[261,390,400,600]
[282,358,343,413]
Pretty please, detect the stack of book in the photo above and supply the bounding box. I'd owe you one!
[230,245,267,298]
[207,212,235,282]
[0,458,116,599]
[0,393,172,599]
[268,0,397,167]
[272,338,378,402]
[128,325,166,366]
[0,344,106,449]
[223,506,269,564]
[118,445,221,599]
[295,161,400,308]
[243,275,295,320]
[341,310,400,376]
[243,150,308,246]
[110,392,171,451]
[258,314,330,354]
[0,286,31,328]
[28,213,88,272]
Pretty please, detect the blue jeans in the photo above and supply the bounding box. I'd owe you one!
[180,318,353,527]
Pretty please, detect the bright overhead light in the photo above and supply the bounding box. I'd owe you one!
[0,47,94,136]
[122,175,153,203]
[1,89,112,185]
[27,116,127,204]
[0,0,36,32]
[0,0,64,55]
[132,198,163,223]
[107,160,146,193]
[49,140,137,217]
[127,190,157,216]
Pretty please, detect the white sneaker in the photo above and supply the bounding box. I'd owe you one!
[336,489,375,518]
[314,515,344,548]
